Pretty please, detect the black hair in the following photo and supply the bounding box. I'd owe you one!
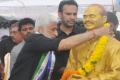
[18,18,35,31]
[1,35,9,40]
[9,20,18,27]
[0,21,9,29]
[0,16,9,29]
[58,0,78,12]
[107,12,119,27]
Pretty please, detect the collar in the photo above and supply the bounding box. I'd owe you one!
[57,23,78,36]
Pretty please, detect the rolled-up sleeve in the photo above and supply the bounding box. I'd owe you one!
[25,34,62,52]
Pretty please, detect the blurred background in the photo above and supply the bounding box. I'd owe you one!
[0,0,120,39]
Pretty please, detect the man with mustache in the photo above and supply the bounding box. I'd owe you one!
[0,20,23,80]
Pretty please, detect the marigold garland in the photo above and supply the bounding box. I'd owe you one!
[61,23,110,80]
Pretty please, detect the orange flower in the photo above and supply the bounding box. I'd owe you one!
[61,69,80,80]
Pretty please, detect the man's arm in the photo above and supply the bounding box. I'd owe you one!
[58,27,111,50]
[24,27,111,52]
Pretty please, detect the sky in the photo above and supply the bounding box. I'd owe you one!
[0,0,113,7]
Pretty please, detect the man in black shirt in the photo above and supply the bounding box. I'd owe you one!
[9,15,62,80]
[52,0,86,79]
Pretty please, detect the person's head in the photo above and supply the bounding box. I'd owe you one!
[107,11,119,32]
[9,20,23,44]
[83,4,107,30]
[9,20,18,27]
[18,18,35,39]
[35,14,58,39]
[58,0,78,28]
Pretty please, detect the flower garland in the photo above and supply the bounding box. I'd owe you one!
[61,23,110,80]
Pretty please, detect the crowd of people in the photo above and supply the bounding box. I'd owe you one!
[0,0,120,80]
